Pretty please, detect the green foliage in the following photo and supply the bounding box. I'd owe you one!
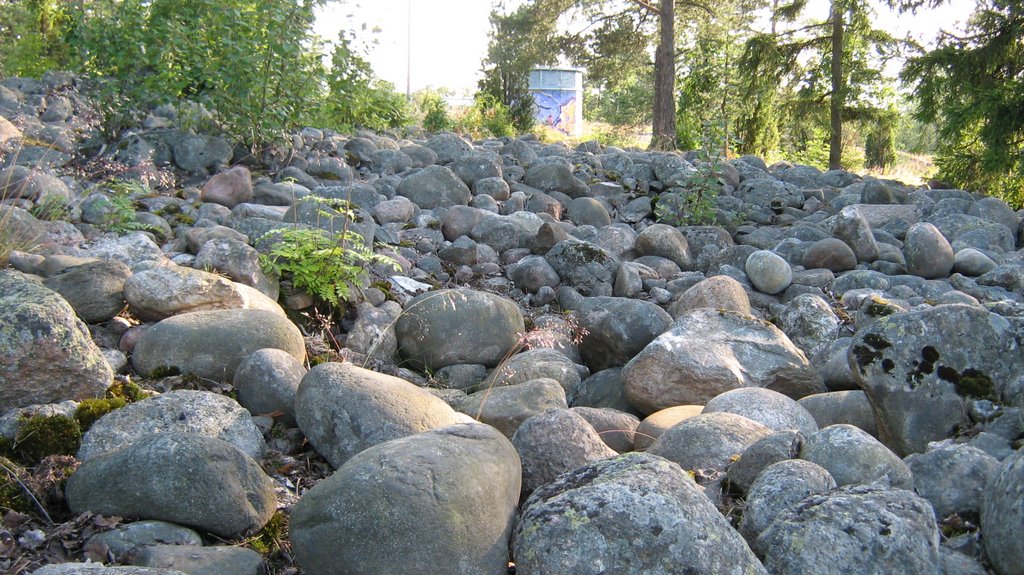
[318,29,410,132]
[0,0,74,77]
[106,378,149,403]
[73,397,127,432]
[456,94,517,138]
[0,456,34,513]
[1,415,82,465]
[97,180,161,235]
[655,130,724,226]
[902,0,1024,206]
[864,110,898,170]
[586,74,652,128]
[28,194,69,221]
[259,198,400,309]
[419,90,454,133]
[247,510,288,555]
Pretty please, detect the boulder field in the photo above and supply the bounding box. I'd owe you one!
[1,73,1022,574]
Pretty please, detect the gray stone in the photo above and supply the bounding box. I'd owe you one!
[774,293,842,356]
[0,269,113,410]
[704,387,818,436]
[295,362,466,468]
[904,222,955,279]
[735,178,803,208]
[802,237,858,272]
[396,165,472,209]
[344,301,401,360]
[668,274,751,318]
[757,485,939,575]
[173,135,232,172]
[460,378,568,439]
[931,213,1015,253]
[131,309,305,382]
[234,348,307,427]
[848,304,1023,455]
[425,132,473,164]
[124,265,283,322]
[544,239,620,296]
[74,232,167,270]
[739,459,836,551]
[566,197,611,227]
[905,444,998,518]
[798,390,877,436]
[833,205,879,262]
[513,408,618,495]
[77,389,266,461]
[85,520,202,562]
[67,432,276,538]
[194,237,279,300]
[568,368,635,413]
[981,447,1024,575]
[395,288,524,371]
[127,545,265,575]
[746,250,793,294]
[42,259,132,323]
[634,224,692,270]
[566,294,672,373]
[623,309,820,414]
[489,348,582,393]
[570,406,639,453]
[800,424,913,489]
[32,565,186,575]
[648,412,772,473]
[523,162,589,198]
[513,452,768,575]
[291,423,520,575]
[727,429,804,493]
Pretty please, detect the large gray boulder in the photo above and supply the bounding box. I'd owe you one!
[395,289,524,372]
[131,309,305,382]
[459,378,568,439]
[396,165,472,209]
[703,387,818,436]
[488,348,582,392]
[905,444,998,518]
[739,459,837,551]
[513,452,767,575]
[67,432,277,539]
[42,259,132,323]
[623,309,821,414]
[233,348,307,427]
[0,269,113,411]
[512,408,617,495]
[523,162,589,198]
[757,485,939,575]
[848,303,1023,455]
[173,134,232,173]
[981,447,1024,575]
[77,389,266,461]
[123,265,283,322]
[647,412,772,473]
[566,294,673,373]
[545,239,620,296]
[799,424,913,489]
[904,222,955,279]
[290,423,521,575]
[295,362,467,468]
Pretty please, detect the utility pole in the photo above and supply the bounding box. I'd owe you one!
[406,0,412,101]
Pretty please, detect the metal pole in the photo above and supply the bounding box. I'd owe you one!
[406,0,412,101]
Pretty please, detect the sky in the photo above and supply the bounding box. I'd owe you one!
[314,0,978,96]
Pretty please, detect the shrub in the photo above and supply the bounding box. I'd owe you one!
[258,198,400,309]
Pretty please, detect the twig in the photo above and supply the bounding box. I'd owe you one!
[0,460,53,525]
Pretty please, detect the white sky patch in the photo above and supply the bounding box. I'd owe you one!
[314,0,977,94]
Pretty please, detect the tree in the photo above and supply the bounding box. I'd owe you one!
[901,1,1024,205]
[740,0,900,169]
[649,0,677,149]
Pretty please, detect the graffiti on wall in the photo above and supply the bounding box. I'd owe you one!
[533,90,578,135]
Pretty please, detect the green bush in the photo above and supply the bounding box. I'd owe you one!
[258,199,400,309]
[420,92,454,133]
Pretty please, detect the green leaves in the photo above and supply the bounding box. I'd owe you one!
[258,201,400,309]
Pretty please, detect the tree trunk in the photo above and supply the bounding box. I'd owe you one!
[649,0,676,151]
[829,1,844,170]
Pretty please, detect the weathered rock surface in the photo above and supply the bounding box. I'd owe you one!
[513,452,767,575]
[67,432,276,538]
[0,269,113,410]
[290,423,521,575]
[131,309,305,382]
[623,309,820,413]
[295,362,467,468]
